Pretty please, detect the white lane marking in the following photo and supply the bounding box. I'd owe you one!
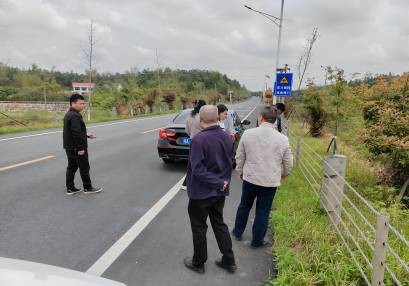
[241,105,259,121]
[0,155,56,172]
[141,127,164,134]
[86,101,259,276]
[0,114,175,143]
[86,176,185,276]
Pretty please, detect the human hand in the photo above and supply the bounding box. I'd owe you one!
[87,133,96,139]
[78,150,85,156]
[220,181,229,192]
[239,174,243,180]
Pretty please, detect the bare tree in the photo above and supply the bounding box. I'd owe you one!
[82,20,97,121]
[297,28,319,93]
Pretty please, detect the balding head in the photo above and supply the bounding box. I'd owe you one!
[199,105,219,128]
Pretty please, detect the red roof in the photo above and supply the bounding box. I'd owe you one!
[72,82,96,88]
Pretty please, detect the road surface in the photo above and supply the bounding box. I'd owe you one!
[0,97,274,285]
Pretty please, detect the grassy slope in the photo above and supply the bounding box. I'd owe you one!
[265,122,409,285]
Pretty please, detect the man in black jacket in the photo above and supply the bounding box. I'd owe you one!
[63,93,102,195]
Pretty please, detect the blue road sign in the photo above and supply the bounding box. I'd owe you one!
[274,73,293,97]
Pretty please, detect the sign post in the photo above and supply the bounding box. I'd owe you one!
[274,73,293,98]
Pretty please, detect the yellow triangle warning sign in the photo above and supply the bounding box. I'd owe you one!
[280,76,289,84]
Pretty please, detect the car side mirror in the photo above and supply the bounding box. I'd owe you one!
[241,120,251,125]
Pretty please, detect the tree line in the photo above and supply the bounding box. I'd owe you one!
[0,63,249,113]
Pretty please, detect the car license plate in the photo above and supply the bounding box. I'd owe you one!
[182,138,191,145]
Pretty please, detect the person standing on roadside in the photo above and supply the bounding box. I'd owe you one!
[275,102,285,132]
[181,100,206,191]
[186,100,206,139]
[63,93,102,195]
[184,105,237,274]
[232,106,293,248]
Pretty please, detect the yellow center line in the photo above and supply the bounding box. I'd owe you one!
[141,127,164,134]
[0,155,56,172]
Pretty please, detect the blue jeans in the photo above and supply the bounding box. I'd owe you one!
[233,181,277,246]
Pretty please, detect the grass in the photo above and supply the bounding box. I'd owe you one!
[0,108,180,135]
[265,121,409,285]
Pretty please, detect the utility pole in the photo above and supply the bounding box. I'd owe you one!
[275,0,284,104]
[155,48,161,92]
[244,1,285,104]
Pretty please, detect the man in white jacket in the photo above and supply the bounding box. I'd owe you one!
[232,106,293,247]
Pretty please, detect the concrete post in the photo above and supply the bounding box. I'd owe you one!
[371,213,389,286]
[320,155,347,226]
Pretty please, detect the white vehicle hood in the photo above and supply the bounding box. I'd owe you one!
[0,257,126,286]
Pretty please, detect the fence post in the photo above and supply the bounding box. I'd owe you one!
[295,137,301,167]
[320,155,347,226]
[371,213,389,286]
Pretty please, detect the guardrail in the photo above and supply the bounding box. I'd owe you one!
[281,119,409,285]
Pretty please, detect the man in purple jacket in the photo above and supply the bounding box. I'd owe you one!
[184,105,237,274]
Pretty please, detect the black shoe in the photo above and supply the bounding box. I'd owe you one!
[66,187,82,195]
[231,231,242,241]
[250,239,271,249]
[184,257,205,274]
[215,258,237,273]
[83,186,103,194]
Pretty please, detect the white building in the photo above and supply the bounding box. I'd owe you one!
[72,82,95,95]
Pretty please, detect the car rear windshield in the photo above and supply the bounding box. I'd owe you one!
[173,109,192,124]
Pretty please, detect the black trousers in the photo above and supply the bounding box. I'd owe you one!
[188,196,235,265]
[65,149,92,189]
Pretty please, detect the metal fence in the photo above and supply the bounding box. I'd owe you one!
[281,119,409,285]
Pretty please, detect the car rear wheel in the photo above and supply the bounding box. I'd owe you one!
[162,158,174,164]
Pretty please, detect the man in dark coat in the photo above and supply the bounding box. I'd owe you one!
[184,105,237,274]
[63,93,102,195]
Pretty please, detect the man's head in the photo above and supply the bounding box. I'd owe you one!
[70,93,86,112]
[276,103,285,116]
[199,105,219,129]
[257,106,277,126]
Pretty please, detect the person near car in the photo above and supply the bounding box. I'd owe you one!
[181,100,207,190]
[232,106,293,248]
[63,93,102,195]
[186,100,206,139]
[275,102,285,132]
[184,105,237,274]
[217,104,236,141]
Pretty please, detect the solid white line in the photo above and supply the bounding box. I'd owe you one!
[242,105,259,121]
[0,114,175,143]
[86,176,185,276]
[141,127,164,134]
[0,155,56,172]
[85,100,259,276]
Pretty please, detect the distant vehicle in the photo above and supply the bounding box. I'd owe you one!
[0,257,126,286]
[157,109,250,163]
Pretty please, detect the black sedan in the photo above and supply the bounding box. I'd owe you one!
[157,109,250,163]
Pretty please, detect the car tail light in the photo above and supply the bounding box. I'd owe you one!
[159,129,176,141]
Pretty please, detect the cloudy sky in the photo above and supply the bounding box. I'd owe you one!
[0,0,408,90]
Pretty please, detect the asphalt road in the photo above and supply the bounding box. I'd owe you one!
[0,97,273,285]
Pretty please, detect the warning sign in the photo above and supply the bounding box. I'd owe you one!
[274,73,293,97]
[280,76,289,84]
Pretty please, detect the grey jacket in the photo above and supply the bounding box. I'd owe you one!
[186,113,202,139]
[235,122,293,187]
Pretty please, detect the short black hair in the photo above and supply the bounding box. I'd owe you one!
[276,103,285,112]
[260,106,277,124]
[217,104,228,115]
[70,93,85,105]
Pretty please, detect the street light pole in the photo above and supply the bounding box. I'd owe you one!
[244,1,285,104]
[275,0,285,104]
